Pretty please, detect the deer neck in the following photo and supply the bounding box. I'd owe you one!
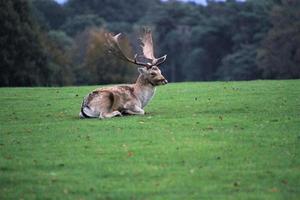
[133,75,156,108]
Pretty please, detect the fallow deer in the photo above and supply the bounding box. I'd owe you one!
[79,29,168,119]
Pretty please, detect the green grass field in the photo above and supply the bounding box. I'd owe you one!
[0,80,299,199]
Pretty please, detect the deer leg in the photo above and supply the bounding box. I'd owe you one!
[99,110,122,119]
[124,105,145,115]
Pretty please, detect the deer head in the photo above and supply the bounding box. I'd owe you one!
[106,29,168,86]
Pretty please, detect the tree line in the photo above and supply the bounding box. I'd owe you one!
[0,0,299,86]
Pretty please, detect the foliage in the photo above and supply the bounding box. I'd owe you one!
[1,0,300,86]
[31,0,67,30]
[65,0,160,23]
[257,0,300,79]
[47,30,73,50]
[61,14,104,36]
[0,0,49,86]
[71,28,136,85]
[0,80,299,199]
[217,44,262,80]
[41,31,75,86]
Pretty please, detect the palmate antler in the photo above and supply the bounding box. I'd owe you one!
[106,29,167,69]
[140,28,167,66]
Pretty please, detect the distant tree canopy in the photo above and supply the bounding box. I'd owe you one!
[257,0,300,79]
[0,0,50,86]
[0,0,299,86]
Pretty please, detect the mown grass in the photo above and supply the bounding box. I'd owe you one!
[0,80,299,199]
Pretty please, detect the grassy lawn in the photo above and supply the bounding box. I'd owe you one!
[0,80,299,199]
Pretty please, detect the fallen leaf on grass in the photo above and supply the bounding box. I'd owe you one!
[127,151,134,157]
[269,188,279,193]
[4,155,12,160]
[203,126,214,131]
[25,128,32,133]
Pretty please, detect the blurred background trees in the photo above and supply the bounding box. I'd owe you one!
[257,0,300,79]
[0,0,49,86]
[0,0,299,86]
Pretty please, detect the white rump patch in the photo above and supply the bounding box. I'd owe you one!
[82,107,99,118]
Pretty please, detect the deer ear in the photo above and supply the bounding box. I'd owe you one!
[138,67,147,74]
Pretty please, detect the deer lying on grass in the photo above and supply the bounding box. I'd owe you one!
[79,30,168,119]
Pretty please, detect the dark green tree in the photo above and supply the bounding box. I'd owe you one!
[61,14,105,36]
[216,0,274,80]
[19,0,298,86]
[0,0,50,86]
[65,0,160,23]
[143,1,204,82]
[43,31,75,86]
[217,45,262,80]
[71,28,136,85]
[258,0,300,79]
[31,0,67,30]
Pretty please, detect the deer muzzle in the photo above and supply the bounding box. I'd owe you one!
[158,78,168,85]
